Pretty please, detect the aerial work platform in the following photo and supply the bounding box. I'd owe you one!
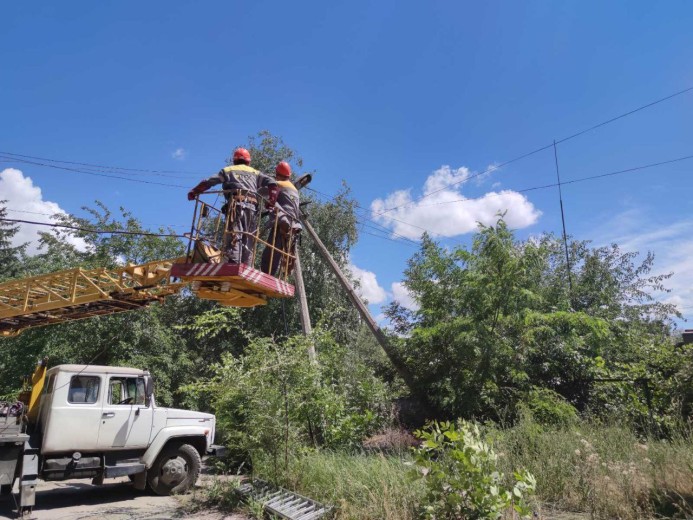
[171,262,294,307]
[174,191,297,307]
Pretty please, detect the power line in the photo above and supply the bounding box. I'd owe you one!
[2,208,191,229]
[0,215,418,252]
[0,217,189,239]
[312,152,693,243]
[1,154,421,245]
[407,152,693,208]
[6,82,692,245]
[1,153,420,246]
[0,151,204,177]
[304,187,424,244]
[372,85,693,216]
[314,151,693,245]
[358,228,419,247]
[3,209,67,217]
[4,85,692,214]
[0,155,190,188]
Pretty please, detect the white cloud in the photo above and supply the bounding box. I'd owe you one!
[171,148,187,160]
[0,168,88,254]
[593,211,693,318]
[472,163,500,186]
[348,262,387,304]
[370,165,542,240]
[391,282,419,311]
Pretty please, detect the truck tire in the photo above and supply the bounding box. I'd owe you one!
[147,443,201,496]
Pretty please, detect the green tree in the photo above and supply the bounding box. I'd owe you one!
[388,218,683,426]
[0,202,27,281]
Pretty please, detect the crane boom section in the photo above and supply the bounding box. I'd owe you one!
[0,258,185,337]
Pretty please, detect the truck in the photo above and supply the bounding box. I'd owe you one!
[0,361,225,516]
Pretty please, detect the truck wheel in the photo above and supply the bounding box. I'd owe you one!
[147,443,201,496]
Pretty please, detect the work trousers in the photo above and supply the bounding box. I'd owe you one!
[224,201,258,265]
[261,223,298,277]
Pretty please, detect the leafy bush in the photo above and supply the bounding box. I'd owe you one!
[185,328,392,480]
[524,387,579,428]
[412,420,536,519]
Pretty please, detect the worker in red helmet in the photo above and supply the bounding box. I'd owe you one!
[187,147,278,265]
[261,161,302,277]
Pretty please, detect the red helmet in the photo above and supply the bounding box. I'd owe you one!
[232,148,251,164]
[276,161,291,178]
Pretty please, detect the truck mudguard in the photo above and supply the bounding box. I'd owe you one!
[142,426,210,468]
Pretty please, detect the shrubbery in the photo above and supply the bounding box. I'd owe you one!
[412,420,536,520]
[185,327,392,479]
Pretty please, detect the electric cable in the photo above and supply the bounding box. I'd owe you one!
[9,149,683,245]
[0,215,418,251]
[0,150,204,176]
[0,155,190,188]
[0,217,190,239]
[3,85,692,208]
[2,208,192,229]
[411,152,693,207]
[309,151,693,243]
[372,85,693,216]
[304,187,426,242]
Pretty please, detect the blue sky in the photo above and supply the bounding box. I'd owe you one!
[2,1,693,321]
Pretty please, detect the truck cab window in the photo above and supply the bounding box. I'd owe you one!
[68,376,100,404]
[109,377,147,406]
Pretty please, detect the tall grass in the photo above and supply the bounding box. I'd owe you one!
[274,451,423,520]
[488,418,693,519]
[205,419,692,519]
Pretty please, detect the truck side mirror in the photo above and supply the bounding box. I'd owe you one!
[144,376,154,400]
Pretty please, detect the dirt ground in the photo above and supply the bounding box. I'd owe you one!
[0,475,247,520]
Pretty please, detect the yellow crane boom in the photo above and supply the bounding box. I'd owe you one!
[0,258,185,337]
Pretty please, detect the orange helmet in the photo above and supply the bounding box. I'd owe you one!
[232,148,251,164]
[276,161,291,178]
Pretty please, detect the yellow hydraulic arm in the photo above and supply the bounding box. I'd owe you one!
[0,258,185,337]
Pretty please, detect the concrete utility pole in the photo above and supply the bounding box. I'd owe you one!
[302,219,421,397]
[292,250,316,362]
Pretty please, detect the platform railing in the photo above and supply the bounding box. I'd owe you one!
[186,191,298,282]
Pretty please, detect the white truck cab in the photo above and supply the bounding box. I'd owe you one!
[1,364,225,514]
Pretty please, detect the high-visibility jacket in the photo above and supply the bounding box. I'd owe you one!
[273,179,302,230]
[204,164,276,199]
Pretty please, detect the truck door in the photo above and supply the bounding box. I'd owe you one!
[97,376,153,449]
[41,373,103,453]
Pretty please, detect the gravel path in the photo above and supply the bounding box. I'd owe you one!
[0,475,246,520]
